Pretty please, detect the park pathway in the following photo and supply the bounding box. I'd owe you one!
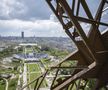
[23,63,27,90]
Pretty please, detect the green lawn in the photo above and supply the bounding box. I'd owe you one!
[41,59,52,69]
[25,48,33,53]
[30,73,47,89]
[30,73,40,81]
[29,73,40,88]
[28,64,41,73]
[8,78,18,90]
[0,60,21,90]
[0,80,5,90]
[1,76,29,90]
[0,69,13,74]
[27,63,48,89]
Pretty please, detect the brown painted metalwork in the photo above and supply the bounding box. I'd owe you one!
[21,0,108,90]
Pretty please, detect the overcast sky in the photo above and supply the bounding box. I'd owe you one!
[0,0,107,37]
[0,0,67,37]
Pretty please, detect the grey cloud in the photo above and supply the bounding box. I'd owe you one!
[0,0,52,20]
[22,0,52,20]
[0,19,67,37]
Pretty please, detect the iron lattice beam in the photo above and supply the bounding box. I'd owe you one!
[46,0,108,90]
[21,0,108,90]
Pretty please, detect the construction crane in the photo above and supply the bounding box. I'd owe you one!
[21,0,108,90]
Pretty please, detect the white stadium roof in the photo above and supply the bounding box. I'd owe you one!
[19,43,38,46]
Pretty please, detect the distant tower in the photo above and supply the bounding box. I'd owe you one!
[21,31,24,39]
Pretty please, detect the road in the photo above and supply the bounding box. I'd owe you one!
[3,78,8,90]
[16,66,22,90]
[23,63,27,90]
